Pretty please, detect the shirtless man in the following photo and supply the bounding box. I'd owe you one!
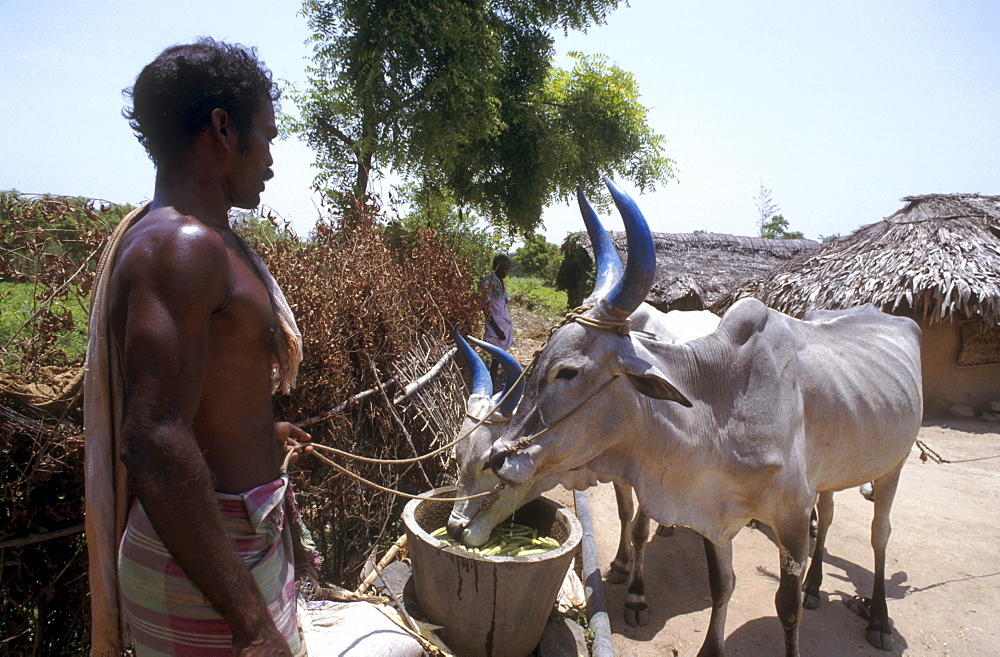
[95,39,310,655]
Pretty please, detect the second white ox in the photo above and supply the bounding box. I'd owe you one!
[488,179,923,657]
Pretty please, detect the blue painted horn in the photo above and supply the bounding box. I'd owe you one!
[577,186,624,303]
[452,325,492,397]
[467,336,524,415]
[601,177,656,318]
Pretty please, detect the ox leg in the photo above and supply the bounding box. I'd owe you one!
[866,461,904,651]
[623,506,651,627]
[774,512,811,657]
[802,491,834,609]
[696,538,735,657]
[605,481,634,584]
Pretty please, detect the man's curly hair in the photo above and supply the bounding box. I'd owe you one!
[124,38,280,166]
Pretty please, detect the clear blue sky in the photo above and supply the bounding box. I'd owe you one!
[2,1,998,245]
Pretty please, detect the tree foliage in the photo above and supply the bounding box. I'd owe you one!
[554,232,594,309]
[512,233,561,285]
[386,180,509,274]
[753,183,804,239]
[759,214,805,240]
[291,0,674,236]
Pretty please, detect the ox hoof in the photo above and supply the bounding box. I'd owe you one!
[802,591,820,610]
[866,628,893,651]
[655,524,675,538]
[623,603,648,627]
[603,563,628,584]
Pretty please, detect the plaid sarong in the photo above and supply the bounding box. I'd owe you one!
[118,476,301,656]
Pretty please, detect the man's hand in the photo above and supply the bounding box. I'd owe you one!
[489,317,506,341]
[275,422,312,465]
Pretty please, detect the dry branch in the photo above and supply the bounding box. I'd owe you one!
[393,347,456,405]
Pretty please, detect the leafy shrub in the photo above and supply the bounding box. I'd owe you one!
[555,232,595,309]
[506,276,569,322]
[511,233,561,286]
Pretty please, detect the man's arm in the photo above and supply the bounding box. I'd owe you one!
[113,220,290,655]
[488,317,505,341]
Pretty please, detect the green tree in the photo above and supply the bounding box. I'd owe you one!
[513,233,560,285]
[291,0,673,236]
[753,183,803,239]
[389,179,509,273]
[554,232,595,308]
[452,51,674,235]
[759,214,805,240]
[754,181,779,236]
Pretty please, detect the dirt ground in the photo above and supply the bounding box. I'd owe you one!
[547,417,1000,656]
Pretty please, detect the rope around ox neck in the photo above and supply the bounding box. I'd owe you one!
[564,305,632,336]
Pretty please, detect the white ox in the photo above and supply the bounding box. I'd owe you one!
[448,197,719,630]
[450,307,720,628]
[488,179,923,657]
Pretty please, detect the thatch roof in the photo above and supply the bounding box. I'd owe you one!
[711,194,1000,325]
[575,231,820,311]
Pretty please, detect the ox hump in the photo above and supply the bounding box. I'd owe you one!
[716,297,773,347]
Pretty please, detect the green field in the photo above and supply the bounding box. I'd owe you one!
[0,281,90,365]
[505,276,568,322]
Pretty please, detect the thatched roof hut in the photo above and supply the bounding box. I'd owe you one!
[562,231,819,311]
[712,193,1000,325]
[712,193,1000,415]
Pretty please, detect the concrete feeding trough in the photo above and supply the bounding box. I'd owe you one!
[403,487,582,657]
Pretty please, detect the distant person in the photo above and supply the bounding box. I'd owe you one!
[84,39,315,656]
[481,254,513,386]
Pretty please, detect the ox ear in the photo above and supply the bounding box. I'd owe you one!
[619,355,692,406]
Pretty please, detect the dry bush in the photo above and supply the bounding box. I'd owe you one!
[0,193,124,373]
[1,191,482,652]
[253,196,481,583]
[0,194,123,655]
[0,404,88,655]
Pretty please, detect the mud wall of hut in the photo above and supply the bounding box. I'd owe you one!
[920,321,1000,415]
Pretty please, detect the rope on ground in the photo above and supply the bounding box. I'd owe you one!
[915,437,1000,464]
[915,438,949,463]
